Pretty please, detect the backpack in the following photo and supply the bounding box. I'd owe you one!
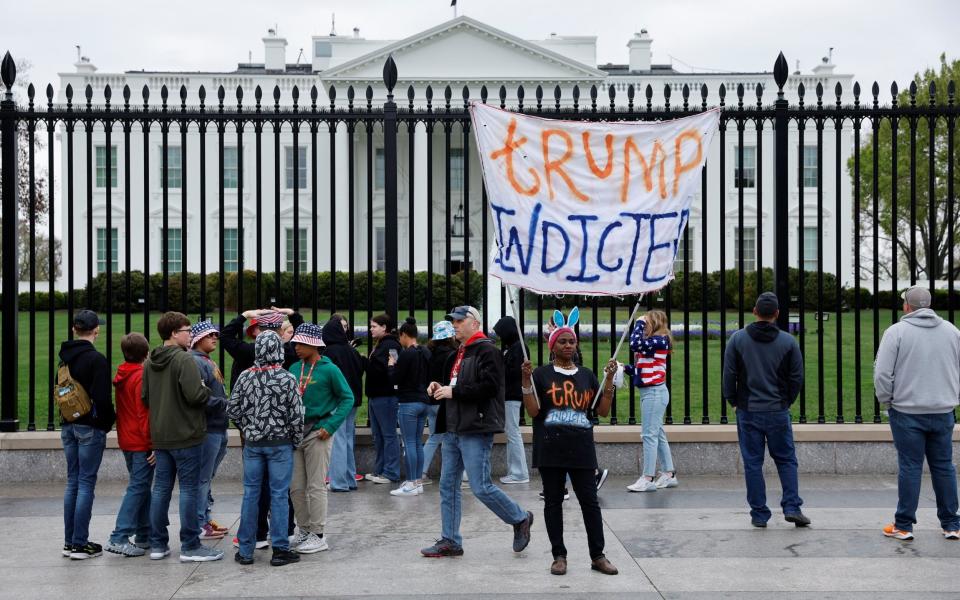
[56,362,93,422]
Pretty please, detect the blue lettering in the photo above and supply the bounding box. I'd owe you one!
[619,212,652,286]
[566,214,600,283]
[540,219,570,274]
[642,211,679,283]
[492,202,542,275]
[672,208,690,261]
[597,221,624,272]
[491,203,515,271]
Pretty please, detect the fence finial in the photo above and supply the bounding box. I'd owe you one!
[774,52,788,99]
[383,54,398,97]
[1,51,16,100]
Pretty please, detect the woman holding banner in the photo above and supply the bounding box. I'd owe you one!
[521,309,619,576]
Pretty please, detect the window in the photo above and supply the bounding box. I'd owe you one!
[450,148,464,192]
[733,145,755,188]
[96,228,118,274]
[734,226,756,272]
[803,227,818,272]
[802,146,818,188]
[285,146,307,189]
[223,147,238,189]
[164,228,182,273]
[158,146,182,189]
[224,228,239,272]
[674,228,692,273]
[285,228,307,272]
[374,148,385,191]
[375,226,386,272]
[95,146,118,189]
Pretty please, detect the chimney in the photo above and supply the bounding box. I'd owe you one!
[263,28,288,72]
[627,29,652,72]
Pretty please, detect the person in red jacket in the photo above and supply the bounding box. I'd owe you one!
[105,333,156,557]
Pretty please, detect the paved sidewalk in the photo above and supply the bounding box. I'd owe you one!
[1,475,958,599]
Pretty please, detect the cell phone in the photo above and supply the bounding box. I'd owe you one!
[350,338,360,348]
[388,349,399,362]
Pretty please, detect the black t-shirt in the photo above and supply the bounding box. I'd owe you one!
[531,365,600,470]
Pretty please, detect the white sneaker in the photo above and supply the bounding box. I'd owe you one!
[366,473,391,484]
[654,473,679,489]
[149,548,171,560]
[289,529,311,549]
[390,481,422,496]
[420,475,433,485]
[295,533,329,554]
[500,475,531,484]
[179,546,224,562]
[627,477,658,492]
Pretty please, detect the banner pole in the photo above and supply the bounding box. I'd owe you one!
[506,284,539,409]
[612,296,645,361]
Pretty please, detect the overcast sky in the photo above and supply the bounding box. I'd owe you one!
[4,0,959,98]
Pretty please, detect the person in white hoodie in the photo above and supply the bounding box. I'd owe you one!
[874,285,960,541]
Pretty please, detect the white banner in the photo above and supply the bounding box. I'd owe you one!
[471,103,719,296]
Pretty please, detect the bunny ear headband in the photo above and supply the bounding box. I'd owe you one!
[548,307,580,350]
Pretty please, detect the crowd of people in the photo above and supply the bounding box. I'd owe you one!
[55,286,959,574]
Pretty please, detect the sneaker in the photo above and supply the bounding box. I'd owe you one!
[512,511,534,552]
[207,520,229,533]
[289,529,311,550]
[538,489,570,501]
[133,540,151,550]
[627,477,657,492]
[270,548,301,566]
[366,473,391,484]
[200,523,225,539]
[295,532,329,554]
[62,544,71,557]
[943,530,960,540]
[785,512,811,527]
[69,542,103,560]
[390,481,423,496]
[105,541,145,557]
[751,519,768,528]
[420,537,464,558]
[354,473,365,482]
[180,546,225,562]
[232,536,270,549]
[596,469,609,491]
[234,552,253,566]
[500,475,531,484]
[654,473,678,489]
[149,547,171,560]
[421,475,433,485]
[882,524,914,540]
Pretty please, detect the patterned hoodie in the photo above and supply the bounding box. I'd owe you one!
[227,331,304,447]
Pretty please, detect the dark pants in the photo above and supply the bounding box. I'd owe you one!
[539,466,605,560]
[888,408,960,532]
[735,408,802,523]
[256,478,296,540]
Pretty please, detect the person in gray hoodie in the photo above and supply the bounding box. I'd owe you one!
[723,292,810,529]
[874,285,960,541]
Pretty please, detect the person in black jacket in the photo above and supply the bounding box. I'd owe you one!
[388,317,433,497]
[59,309,116,559]
[493,316,530,484]
[324,314,366,492]
[420,306,533,558]
[421,321,458,482]
[364,313,403,484]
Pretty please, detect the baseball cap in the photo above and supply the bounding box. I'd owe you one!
[754,292,779,318]
[901,285,932,309]
[74,309,104,331]
[446,305,481,323]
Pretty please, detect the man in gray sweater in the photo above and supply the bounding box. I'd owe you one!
[874,286,960,541]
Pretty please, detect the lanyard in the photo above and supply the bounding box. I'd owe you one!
[298,360,318,395]
[449,331,486,382]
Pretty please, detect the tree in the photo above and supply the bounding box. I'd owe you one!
[850,54,960,282]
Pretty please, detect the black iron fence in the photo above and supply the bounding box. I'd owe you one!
[1,50,957,431]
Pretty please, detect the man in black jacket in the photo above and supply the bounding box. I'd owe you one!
[421,306,533,558]
[722,292,810,529]
[59,309,116,559]
[493,316,530,484]
[324,314,366,492]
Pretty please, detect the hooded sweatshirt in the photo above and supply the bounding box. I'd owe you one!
[114,361,150,452]
[227,332,304,447]
[142,344,212,450]
[493,316,529,401]
[58,339,116,432]
[365,333,402,398]
[874,307,960,414]
[289,354,355,435]
[221,313,303,388]
[321,318,365,408]
[191,350,228,433]
[722,320,804,412]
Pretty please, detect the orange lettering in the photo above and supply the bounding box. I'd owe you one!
[580,389,594,410]
[563,380,577,408]
[621,137,667,202]
[673,129,703,196]
[489,118,540,196]
[547,382,563,407]
[582,131,614,179]
[542,129,589,202]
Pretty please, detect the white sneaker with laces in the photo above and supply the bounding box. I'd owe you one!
[390,481,422,496]
[654,473,679,489]
[295,533,329,554]
[289,529,311,549]
[500,475,531,484]
[944,530,960,540]
[627,477,658,492]
[420,475,433,485]
[366,473,391,484]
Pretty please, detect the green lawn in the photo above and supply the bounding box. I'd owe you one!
[7,308,957,430]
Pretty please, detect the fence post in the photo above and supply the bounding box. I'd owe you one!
[773,52,790,332]
[1,51,20,431]
[382,55,399,319]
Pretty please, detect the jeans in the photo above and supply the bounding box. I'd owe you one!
[540,466,605,559]
[109,450,154,545]
[503,400,529,480]
[398,402,431,480]
[439,432,527,547]
[61,424,107,547]
[207,432,229,507]
[369,396,400,481]
[888,408,960,532]
[329,405,359,491]
[735,409,802,522]
[421,404,442,477]
[256,482,295,541]
[238,444,294,557]
[640,385,674,477]
[149,444,203,552]
[196,431,226,527]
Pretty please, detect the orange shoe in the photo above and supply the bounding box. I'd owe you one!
[207,520,229,533]
[882,524,914,540]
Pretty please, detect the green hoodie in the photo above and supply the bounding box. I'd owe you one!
[288,356,354,435]
[142,344,212,450]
